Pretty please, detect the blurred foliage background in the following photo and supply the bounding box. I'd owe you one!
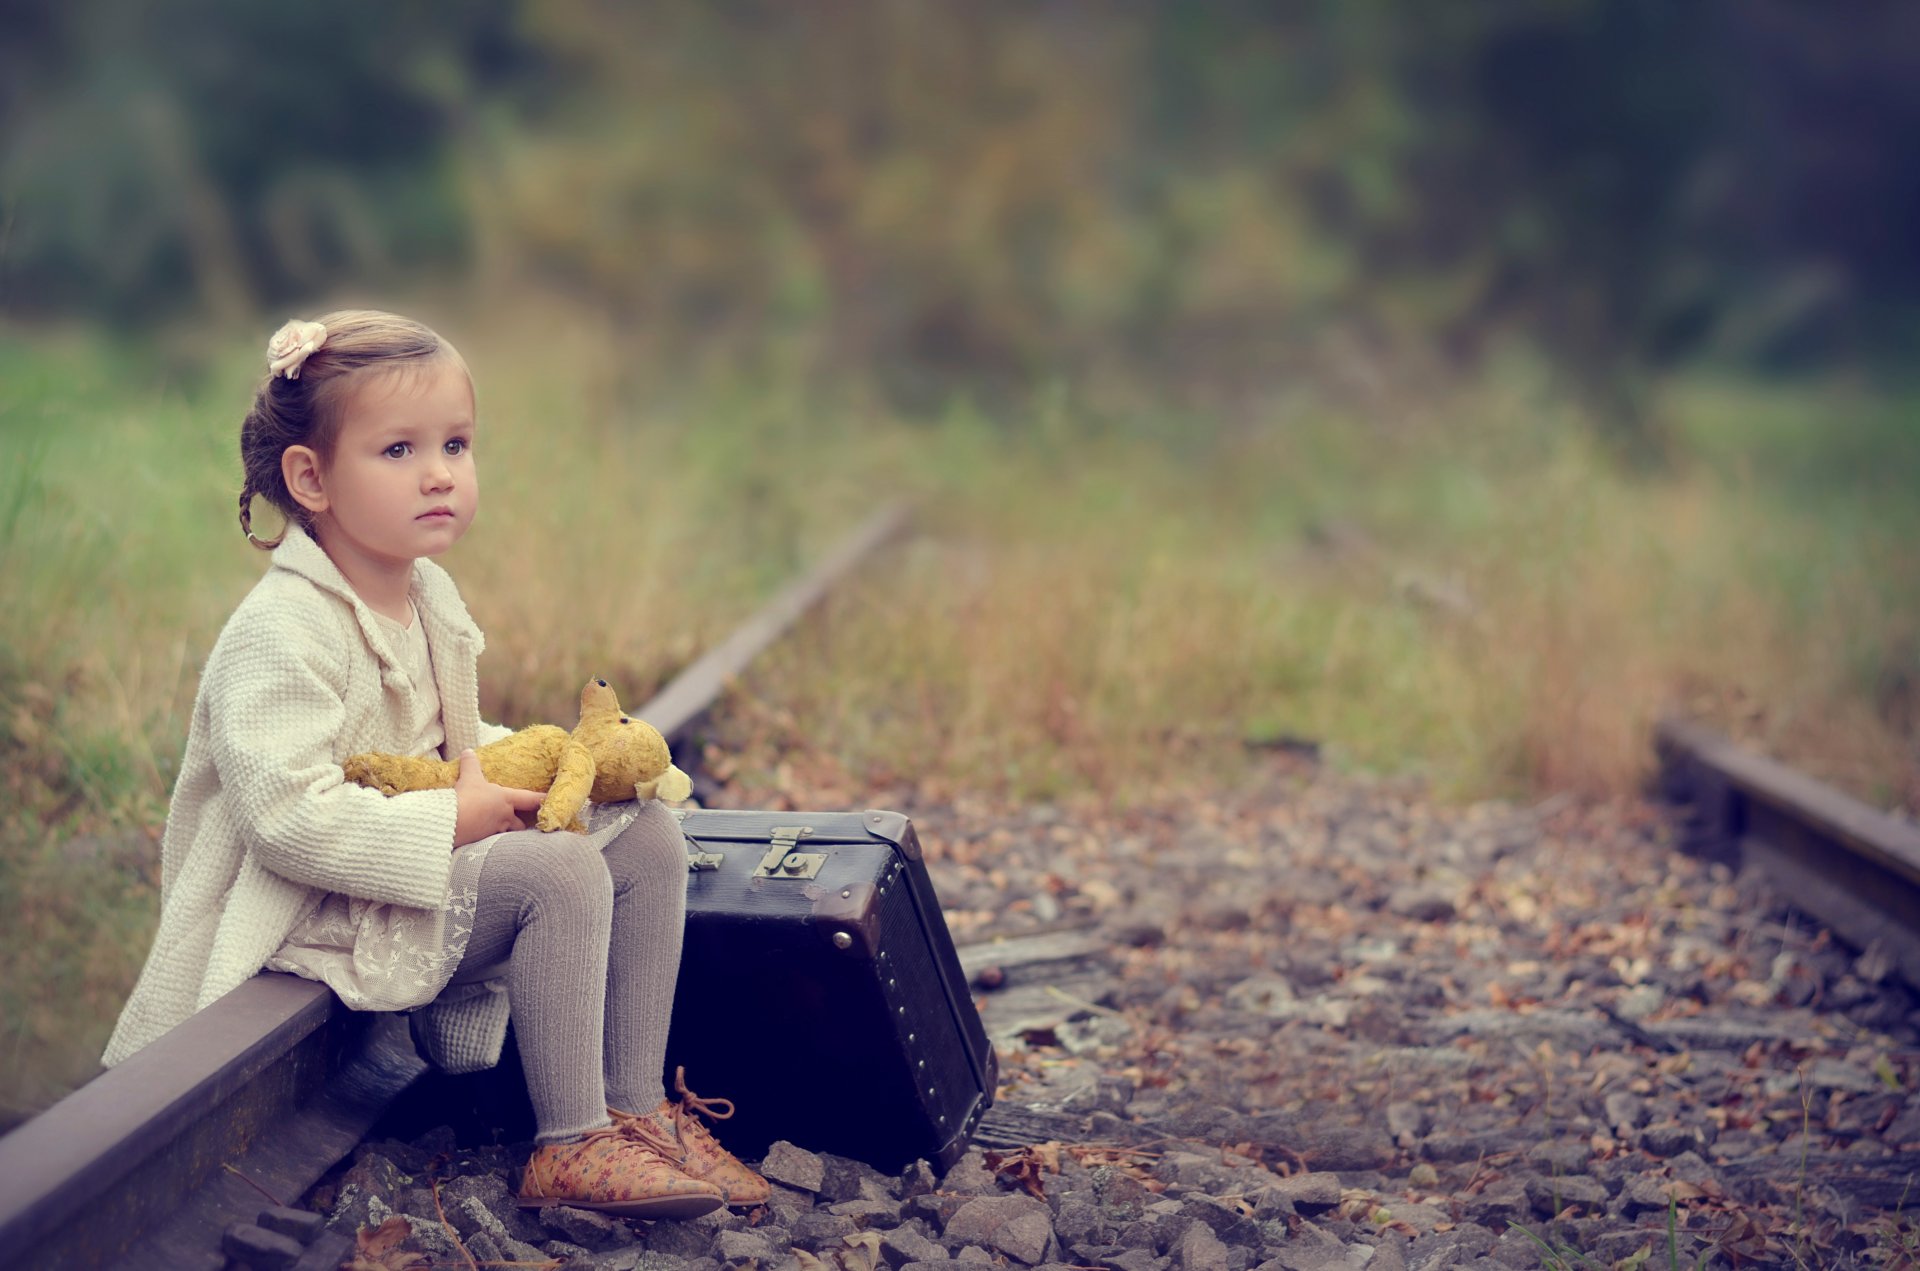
[2,0,1918,1118]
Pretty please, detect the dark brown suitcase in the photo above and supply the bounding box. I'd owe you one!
[664,808,997,1172]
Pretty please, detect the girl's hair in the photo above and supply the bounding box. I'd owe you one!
[238,309,470,549]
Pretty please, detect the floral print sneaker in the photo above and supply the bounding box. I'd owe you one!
[610,1067,772,1207]
[516,1126,725,1219]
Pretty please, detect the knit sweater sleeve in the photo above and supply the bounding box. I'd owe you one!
[477,720,515,747]
[205,600,458,910]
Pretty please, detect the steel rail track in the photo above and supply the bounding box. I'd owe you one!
[0,503,912,1271]
[1658,717,1920,986]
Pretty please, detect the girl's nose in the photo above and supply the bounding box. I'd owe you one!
[423,458,454,492]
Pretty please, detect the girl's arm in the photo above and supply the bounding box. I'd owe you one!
[205,611,459,910]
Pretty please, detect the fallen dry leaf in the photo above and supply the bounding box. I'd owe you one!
[340,1215,426,1271]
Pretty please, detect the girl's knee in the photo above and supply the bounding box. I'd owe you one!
[604,801,690,885]
[526,838,614,917]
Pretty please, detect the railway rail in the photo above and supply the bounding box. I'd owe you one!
[1656,718,1920,989]
[0,504,911,1271]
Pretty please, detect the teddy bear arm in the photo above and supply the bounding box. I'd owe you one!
[535,740,597,833]
[478,724,569,794]
[343,751,458,796]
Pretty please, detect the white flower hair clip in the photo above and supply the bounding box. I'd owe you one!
[267,319,328,379]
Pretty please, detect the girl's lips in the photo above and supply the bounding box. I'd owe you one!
[417,509,456,521]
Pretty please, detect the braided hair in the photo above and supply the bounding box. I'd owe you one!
[237,309,466,549]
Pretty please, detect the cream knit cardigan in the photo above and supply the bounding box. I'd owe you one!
[102,528,516,1070]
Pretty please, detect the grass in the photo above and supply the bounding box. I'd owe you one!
[1,306,1916,1121]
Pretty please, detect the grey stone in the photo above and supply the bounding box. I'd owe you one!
[1485,1229,1547,1269]
[1402,1223,1497,1270]
[501,1234,551,1265]
[882,1225,949,1268]
[466,1231,511,1266]
[571,1251,652,1271]
[956,1246,996,1264]
[1882,1104,1920,1146]
[1385,886,1455,923]
[1418,1130,1509,1164]
[1618,1176,1684,1219]
[1149,1212,1197,1255]
[1054,1197,1107,1246]
[1524,1140,1589,1175]
[1367,1241,1407,1271]
[1297,1136,1390,1175]
[768,1181,817,1223]
[1177,1196,1262,1248]
[762,1141,828,1194]
[1807,1058,1881,1094]
[1061,1075,1138,1116]
[906,1192,973,1228]
[898,1263,961,1271]
[1157,1151,1234,1191]
[944,1195,1057,1265]
[1262,1172,1341,1215]
[829,1198,906,1226]
[442,1170,544,1241]
[401,1214,465,1260]
[538,1204,632,1250]
[1174,1224,1231,1271]
[899,1159,940,1199]
[1105,1251,1169,1271]
[794,1210,861,1247]
[1638,1120,1707,1158]
[1262,1242,1359,1270]
[1459,1179,1528,1228]
[1384,1103,1428,1141]
[820,1153,896,1203]
[645,1213,729,1258]
[450,1194,510,1244]
[1093,1167,1156,1221]
[716,1229,780,1265]
[544,1240,595,1261]
[1524,1173,1608,1216]
[939,1148,1003,1196]
[327,1153,404,1232]
[1602,1092,1644,1129]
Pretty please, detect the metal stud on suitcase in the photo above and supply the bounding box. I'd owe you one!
[664,809,997,1172]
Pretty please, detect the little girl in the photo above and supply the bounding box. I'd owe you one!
[102,310,767,1220]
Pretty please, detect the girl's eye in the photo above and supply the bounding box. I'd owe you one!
[444,438,468,456]
[383,442,412,459]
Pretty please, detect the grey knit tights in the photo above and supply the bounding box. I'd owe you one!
[446,799,688,1144]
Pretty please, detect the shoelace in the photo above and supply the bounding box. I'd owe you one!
[670,1065,737,1153]
[610,1067,738,1159]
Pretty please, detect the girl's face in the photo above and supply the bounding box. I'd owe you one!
[305,358,479,570]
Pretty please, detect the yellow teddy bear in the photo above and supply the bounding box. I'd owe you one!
[343,678,692,833]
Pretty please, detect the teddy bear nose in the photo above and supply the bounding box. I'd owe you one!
[595,678,607,687]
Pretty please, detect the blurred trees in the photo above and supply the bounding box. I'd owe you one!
[3,0,1917,388]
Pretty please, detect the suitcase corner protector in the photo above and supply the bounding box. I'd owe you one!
[862,809,918,858]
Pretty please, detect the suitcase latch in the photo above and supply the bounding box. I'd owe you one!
[754,827,825,879]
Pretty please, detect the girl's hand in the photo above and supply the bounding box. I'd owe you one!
[452,749,545,848]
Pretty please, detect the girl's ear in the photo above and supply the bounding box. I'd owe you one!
[282,445,329,515]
